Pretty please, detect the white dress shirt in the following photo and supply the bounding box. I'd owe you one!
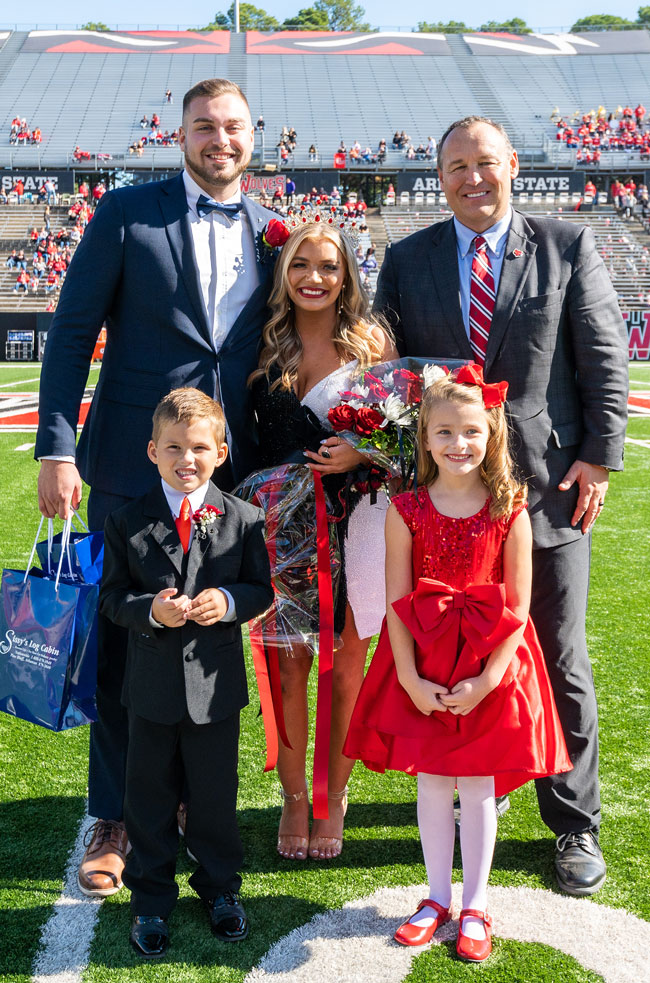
[149,478,235,626]
[182,169,261,352]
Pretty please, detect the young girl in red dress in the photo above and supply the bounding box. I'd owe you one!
[344,364,572,963]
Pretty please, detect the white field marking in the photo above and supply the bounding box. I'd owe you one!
[15,442,36,451]
[31,805,102,983]
[0,378,40,388]
[0,394,40,409]
[244,883,650,983]
[626,437,650,448]
[628,407,650,416]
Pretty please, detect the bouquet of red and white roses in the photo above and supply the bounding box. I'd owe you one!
[327,357,467,486]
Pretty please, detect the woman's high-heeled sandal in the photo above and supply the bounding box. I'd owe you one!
[277,787,310,861]
[308,786,349,860]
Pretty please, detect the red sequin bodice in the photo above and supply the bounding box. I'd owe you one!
[393,488,518,590]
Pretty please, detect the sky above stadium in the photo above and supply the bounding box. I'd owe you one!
[5,2,647,31]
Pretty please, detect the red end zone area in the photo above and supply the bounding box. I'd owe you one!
[0,393,92,431]
[628,391,650,413]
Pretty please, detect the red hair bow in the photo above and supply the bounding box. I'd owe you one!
[454,363,508,409]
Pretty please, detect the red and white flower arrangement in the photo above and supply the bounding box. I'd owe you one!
[327,358,465,484]
[192,504,222,538]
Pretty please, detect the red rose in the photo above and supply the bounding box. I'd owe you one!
[355,406,385,436]
[263,219,290,248]
[393,368,422,405]
[328,404,358,431]
[364,373,391,400]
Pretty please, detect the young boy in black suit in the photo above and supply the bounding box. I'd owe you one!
[99,388,273,958]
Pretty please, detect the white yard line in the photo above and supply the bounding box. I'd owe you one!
[15,442,35,451]
[0,378,40,388]
[31,805,102,983]
[626,437,650,448]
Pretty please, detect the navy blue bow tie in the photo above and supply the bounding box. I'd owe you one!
[196,194,243,220]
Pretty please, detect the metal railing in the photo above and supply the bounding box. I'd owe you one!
[0,148,184,170]
[2,23,650,33]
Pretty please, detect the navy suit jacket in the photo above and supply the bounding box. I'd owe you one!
[35,173,278,496]
[99,481,273,725]
[374,210,629,548]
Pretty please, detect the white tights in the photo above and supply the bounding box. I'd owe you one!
[411,773,497,941]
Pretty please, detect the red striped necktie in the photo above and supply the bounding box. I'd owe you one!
[469,235,496,365]
[175,496,192,553]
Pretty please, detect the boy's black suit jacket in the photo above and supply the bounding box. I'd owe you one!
[99,481,273,726]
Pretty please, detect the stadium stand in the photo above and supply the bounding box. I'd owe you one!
[0,29,648,169]
[0,27,650,335]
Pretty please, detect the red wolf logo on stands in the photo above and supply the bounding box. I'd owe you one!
[241,174,286,196]
[623,311,650,360]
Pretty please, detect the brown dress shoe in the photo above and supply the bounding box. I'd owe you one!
[78,820,130,897]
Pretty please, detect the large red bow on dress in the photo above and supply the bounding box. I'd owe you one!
[454,363,508,408]
[392,578,522,729]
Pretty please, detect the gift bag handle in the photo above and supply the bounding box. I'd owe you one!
[71,509,89,532]
[24,515,74,590]
[24,516,46,581]
[54,517,74,591]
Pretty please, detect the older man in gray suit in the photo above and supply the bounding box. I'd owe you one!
[374,116,629,896]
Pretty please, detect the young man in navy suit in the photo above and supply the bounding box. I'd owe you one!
[100,388,273,957]
[36,78,279,895]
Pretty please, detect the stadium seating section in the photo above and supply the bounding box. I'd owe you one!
[2,28,650,315]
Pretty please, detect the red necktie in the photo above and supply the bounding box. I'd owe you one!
[175,496,192,553]
[469,235,496,366]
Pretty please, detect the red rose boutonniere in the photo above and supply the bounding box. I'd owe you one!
[193,504,222,538]
[263,218,290,248]
[258,218,290,264]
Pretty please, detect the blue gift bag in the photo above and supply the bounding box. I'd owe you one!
[35,512,104,585]
[0,517,98,731]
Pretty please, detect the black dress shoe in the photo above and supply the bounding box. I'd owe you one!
[206,891,248,941]
[129,915,169,958]
[555,830,606,896]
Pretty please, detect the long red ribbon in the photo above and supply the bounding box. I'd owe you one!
[248,625,279,772]
[312,470,335,821]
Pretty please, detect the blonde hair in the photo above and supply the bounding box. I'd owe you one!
[248,223,389,392]
[416,376,526,520]
[152,387,225,444]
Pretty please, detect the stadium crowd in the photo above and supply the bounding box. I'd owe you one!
[8,115,43,145]
[2,190,96,303]
[552,102,650,163]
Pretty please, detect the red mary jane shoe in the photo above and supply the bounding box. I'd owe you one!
[456,908,493,962]
[394,898,451,946]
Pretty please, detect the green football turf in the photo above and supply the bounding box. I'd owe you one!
[0,364,648,982]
